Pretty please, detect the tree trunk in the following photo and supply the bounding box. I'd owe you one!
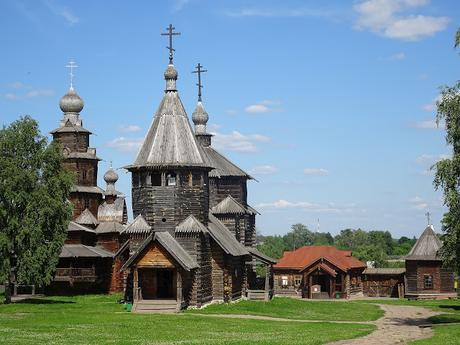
[4,275,11,304]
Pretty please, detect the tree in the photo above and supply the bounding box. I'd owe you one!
[283,223,313,250]
[433,27,460,273]
[0,116,73,303]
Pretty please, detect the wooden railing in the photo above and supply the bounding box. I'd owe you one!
[54,268,97,282]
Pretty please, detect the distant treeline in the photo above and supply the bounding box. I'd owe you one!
[257,224,417,268]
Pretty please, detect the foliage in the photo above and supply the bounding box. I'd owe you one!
[257,224,415,267]
[433,29,460,272]
[0,116,73,303]
[0,294,376,345]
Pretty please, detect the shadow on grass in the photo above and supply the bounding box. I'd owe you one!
[16,298,75,305]
[439,305,460,311]
[429,313,460,325]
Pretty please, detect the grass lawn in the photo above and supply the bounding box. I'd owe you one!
[0,294,375,345]
[187,297,383,322]
[357,298,460,345]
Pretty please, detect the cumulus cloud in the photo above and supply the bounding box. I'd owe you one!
[303,168,329,176]
[119,125,142,133]
[354,0,449,41]
[416,153,449,166]
[244,100,282,114]
[26,89,54,98]
[211,130,270,153]
[106,137,143,153]
[249,165,278,175]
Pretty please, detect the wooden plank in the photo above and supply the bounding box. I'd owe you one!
[137,243,174,268]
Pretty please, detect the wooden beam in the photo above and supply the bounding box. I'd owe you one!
[176,269,182,311]
[264,264,270,301]
[133,268,139,302]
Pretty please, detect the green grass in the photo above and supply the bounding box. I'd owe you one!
[187,297,383,322]
[0,294,375,345]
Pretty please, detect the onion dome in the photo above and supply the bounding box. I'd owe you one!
[192,102,209,135]
[104,164,119,196]
[104,167,119,184]
[164,64,178,91]
[59,87,84,114]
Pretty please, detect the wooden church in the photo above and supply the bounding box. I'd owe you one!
[405,224,456,299]
[47,26,276,310]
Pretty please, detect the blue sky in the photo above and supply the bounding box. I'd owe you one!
[1,0,459,238]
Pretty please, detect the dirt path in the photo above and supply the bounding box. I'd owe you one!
[327,304,441,345]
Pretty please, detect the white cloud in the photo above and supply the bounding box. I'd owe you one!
[119,125,142,133]
[226,109,238,115]
[409,196,423,203]
[412,119,443,129]
[354,0,449,41]
[409,196,428,210]
[26,89,53,98]
[9,81,25,89]
[173,0,190,11]
[224,7,337,18]
[244,100,282,114]
[256,199,359,214]
[389,52,406,60]
[107,137,143,153]
[249,165,278,175]
[211,130,270,153]
[303,168,329,176]
[4,93,19,100]
[44,0,79,25]
[416,153,449,166]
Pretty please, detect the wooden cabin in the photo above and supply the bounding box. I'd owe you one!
[273,246,366,299]
[405,225,456,299]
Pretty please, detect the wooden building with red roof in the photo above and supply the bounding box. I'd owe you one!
[273,246,366,299]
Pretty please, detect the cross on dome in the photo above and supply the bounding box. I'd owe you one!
[65,59,78,90]
[192,63,207,102]
[161,24,181,64]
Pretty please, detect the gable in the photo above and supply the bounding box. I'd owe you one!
[136,242,175,268]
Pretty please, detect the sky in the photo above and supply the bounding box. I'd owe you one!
[1,0,459,238]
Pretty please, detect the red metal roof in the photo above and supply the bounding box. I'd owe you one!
[274,246,366,272]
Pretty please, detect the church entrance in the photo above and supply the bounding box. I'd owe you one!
[139,268,176,300]
[312,273,331,297]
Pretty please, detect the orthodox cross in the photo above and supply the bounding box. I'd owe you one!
[425,211,431,225]
[65,59,78,89]
[192,63,207,102]
[161,24,181,64]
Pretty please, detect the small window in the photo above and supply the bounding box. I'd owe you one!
[140,173,147,187]
[294,276,302,287]
[82,170,87,181]
[84,199,90,209]
[166,172,176,186]
[151,173,162,186]
[281,276,289,287]
[192,173,201,187]
[424,274,433,289]
[132,173,139,187]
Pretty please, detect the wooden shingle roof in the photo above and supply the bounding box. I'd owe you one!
[207,214,249,257]
[406,225,442,261]
[74,208,99,226]
[95,222,125,234]
[126,66,211,170]
[176,215,208,233]
[211,195,258,215]
[67,221,95,233]
[60,244,113,258]
[121,232,198,271]
[122,214,151,234]
[202,146,252,179]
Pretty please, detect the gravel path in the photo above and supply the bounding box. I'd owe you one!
[327,304,441,345]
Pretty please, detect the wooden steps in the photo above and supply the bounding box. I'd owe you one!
[133,299,178,313]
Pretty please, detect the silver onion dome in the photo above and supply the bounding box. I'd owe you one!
[164,64,178,80]
[192,101,209,134]
[59,87,84,113]
[104,167,119,184]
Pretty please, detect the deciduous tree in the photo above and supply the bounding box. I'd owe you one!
[0,116,73,303]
